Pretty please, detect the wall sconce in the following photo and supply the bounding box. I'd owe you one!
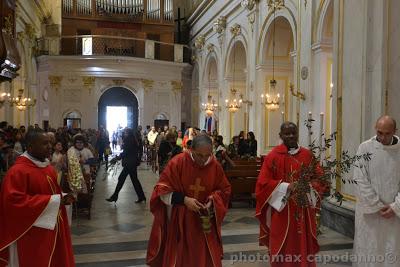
[289,83,305,100]
[240,94,253,106]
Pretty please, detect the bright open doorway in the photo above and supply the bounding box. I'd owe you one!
[106,106,128,151]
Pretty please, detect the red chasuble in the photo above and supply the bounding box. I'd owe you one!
[255,144,323,267]
[0,156,75,267]
[146,152,231,267]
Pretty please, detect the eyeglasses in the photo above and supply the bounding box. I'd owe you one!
[192,150,212,160]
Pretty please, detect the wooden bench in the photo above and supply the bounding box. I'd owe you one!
[225,166,261,207]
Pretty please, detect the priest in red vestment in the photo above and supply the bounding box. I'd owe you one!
[0,129,75,267]
[256,122,325,267]
[147,134,231,267]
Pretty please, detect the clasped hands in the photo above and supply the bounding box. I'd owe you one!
[380,205,395,219]
[184,196,213,213]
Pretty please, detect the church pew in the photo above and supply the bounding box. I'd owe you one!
[225,168,260,207]
[232,160,261,165]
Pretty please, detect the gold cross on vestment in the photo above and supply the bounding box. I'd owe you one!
[189,178,205,199]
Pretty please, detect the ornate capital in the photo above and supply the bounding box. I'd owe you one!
[49,75,62,92]
[191,55,198,63]
[83,76,95,94]
[230,24,241,37]
[141,79,154,93]
[195,35,206,50]
[206,44,215,53]
[213,16,227,34]
[241,0,257,11]
[171,81,183,93]
[267,0,285,10]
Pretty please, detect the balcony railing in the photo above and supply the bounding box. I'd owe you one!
[62,0,174,24]
[36,35,191,63]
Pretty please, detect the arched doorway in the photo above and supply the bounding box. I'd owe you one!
[98,87,139,132]
[261,16,294,149]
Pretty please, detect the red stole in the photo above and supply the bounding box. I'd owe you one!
[255,144,321,267]
[0,156,75,267]
[146,152,231,267]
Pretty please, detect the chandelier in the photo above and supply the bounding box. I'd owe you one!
[261,0,282,111]
[225,34,243,113]
[202,94,218,116]
[201,64,218,116]
[9,89,36,111]
[225,88,243,113]
[261,79,280,111]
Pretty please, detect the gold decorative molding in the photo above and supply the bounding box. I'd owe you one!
[113,79,125,86]
[4,15,13,36]
[206,43,215,53]
[230,24,241,37]
[49,75,62,92]
[195,35,206,50]
[241,0,257,10]
[82,76,96,94]
[289,83,305,100]
[171,81,183,93]
[248,13,256,33]
[191,55,198,63]
[213,16,227,34]
[25,24,36,41]
[141,79,154,93]
[16,32,25,43]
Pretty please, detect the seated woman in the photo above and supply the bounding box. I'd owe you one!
[214,135,235,170]
[246,131,257,157]
[227,136,241,160]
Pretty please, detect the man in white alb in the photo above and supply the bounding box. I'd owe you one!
[353,115,400,267]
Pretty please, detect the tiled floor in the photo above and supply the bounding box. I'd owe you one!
[71,163,354,267]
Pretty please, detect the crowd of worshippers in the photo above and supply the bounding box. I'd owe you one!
[0,122,108,186]
[141,125,258,173]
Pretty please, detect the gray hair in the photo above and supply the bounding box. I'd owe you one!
[192,134,212,149]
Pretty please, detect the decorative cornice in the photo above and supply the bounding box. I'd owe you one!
[230,24,241,37]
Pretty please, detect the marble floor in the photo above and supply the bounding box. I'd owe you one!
[71,163,354,267]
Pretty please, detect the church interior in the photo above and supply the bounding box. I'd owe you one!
[1,0,399,266]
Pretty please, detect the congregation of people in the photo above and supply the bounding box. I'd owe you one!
[1,116,399,267]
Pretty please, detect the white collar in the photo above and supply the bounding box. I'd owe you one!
[189,151,212,166]
[22,151,50,168]
[288,145,301,155]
